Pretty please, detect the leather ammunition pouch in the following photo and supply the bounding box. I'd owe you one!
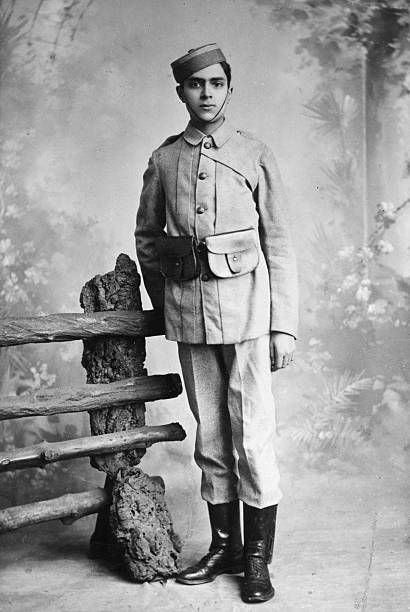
[155,235,200,281]
[204,228,259,278]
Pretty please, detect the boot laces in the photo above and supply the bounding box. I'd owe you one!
[201,549,219,564]
[196,545,226,567]
[246,555,268,579]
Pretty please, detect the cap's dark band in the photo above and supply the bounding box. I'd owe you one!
[172,48,226,83]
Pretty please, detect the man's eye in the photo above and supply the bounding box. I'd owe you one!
[189,81,200,88]
[214,82,224,87]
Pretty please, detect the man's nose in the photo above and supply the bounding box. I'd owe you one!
[201,83,212,98]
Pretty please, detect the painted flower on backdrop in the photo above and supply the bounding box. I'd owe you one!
[374,240,394,255]
[375,201,397,226]
[355,279,371,303]
[356,246,373,263]
[341,273,359,291]
[338,245,355,260]
[367,299,389,323]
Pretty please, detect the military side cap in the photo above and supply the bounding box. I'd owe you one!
[171,43,226,83]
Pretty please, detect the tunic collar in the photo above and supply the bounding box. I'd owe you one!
[183,119,236,148]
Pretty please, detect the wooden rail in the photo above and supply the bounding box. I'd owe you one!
[0,424,186,472]
[0,374,182,421]
[0,310,164,347]
[0,251,189,591]
[0,488,110,533]
[0,254,185,580]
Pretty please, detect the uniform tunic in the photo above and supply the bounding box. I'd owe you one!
[135,119,298,507]
[135,120,298,344]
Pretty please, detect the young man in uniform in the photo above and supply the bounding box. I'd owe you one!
[135,44,298,604]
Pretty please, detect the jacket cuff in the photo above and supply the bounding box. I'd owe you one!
[271,329,297,340]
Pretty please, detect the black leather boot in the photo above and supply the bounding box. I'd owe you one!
[241,504,277,603]
[176,500,244,585]
[265,505,277,565]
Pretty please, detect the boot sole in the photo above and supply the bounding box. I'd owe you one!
[176,564,244,585]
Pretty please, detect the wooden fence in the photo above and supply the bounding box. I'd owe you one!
[0,254,186,581]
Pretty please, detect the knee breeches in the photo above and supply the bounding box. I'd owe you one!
[178,334,282,509]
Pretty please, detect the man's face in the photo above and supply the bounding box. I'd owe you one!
[178,63,231,123]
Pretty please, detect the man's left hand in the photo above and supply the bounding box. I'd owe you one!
[270,332,295,372]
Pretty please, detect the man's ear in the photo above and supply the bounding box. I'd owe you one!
[176,85,185,103]
[226,86,233,104]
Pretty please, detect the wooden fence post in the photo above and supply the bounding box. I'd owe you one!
[80,253,181,581]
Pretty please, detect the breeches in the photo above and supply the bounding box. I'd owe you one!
[177,334,282,509]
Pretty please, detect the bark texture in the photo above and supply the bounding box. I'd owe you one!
[0,374,182,422]
[0,488,109,533]
[80,253,147,474]
[110,468,181,582]
[0,423,186,472]
[80,254,182,581]
[0,310,164,347]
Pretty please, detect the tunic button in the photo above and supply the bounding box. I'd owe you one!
[198,172,208,180]
[196,206,205,214]
[203,141,212,149]
[201,273,210,282]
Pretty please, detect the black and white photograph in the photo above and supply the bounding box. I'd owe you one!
[0,1,409,610]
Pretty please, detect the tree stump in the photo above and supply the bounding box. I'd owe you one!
[111,469,182,582]
[80,254,180,580]
[80,253,146,475]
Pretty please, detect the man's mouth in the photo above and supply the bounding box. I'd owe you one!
[200,104,215,109]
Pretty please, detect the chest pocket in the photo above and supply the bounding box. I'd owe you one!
[204,228,259,278]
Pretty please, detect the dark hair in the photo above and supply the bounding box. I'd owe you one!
[220,61,232,87]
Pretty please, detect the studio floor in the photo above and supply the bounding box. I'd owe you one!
[1,459,409,612]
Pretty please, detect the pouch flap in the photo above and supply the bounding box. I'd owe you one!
[155,235,195,257]
[226,252,243,274]
[204,228,257,255]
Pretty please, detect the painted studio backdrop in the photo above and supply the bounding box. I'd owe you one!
[0,0,409,593]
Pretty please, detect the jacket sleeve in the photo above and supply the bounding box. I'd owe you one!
[134,153,167,311]
[255,145,299,338]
